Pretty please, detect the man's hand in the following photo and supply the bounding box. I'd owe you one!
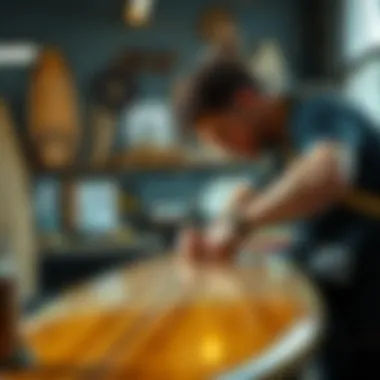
[177,217,251,264]
[203,219,243,262]
[204,183,255,261]
[177,183,256,264]
[176,227,206,264]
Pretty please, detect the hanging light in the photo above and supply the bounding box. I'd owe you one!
[125,0,155,27]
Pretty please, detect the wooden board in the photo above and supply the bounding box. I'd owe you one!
[0,100,37,302]
[28,48,80,169]
[4,256,323,380]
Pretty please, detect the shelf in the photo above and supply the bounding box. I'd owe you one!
[41,243,148,257]
[32,160,270,180]
[39,234,164,257]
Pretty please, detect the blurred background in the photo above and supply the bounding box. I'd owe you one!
[0,0,378,305]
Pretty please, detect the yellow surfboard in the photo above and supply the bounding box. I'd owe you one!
[18,257,323,379]
[28,48,80,169]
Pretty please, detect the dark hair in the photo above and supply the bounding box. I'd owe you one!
[176,57,260,129]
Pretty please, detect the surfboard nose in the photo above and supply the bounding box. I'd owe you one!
[28,48,80,169]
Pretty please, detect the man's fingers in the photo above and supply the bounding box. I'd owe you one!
[204,223,237,262]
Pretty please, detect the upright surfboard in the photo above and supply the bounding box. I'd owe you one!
[0,100,37,302]
[28,48,80,169]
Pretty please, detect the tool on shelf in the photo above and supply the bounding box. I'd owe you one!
[90,53,138,168]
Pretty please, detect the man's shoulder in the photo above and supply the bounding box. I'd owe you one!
[288,91,367,146]
[291,91,362,128]
[295,91,348,114]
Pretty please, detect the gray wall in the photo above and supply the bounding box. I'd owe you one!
[0,0,304,233]
[0,0,302,121]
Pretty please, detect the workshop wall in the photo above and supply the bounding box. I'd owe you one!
[0,0,304,234]
[0,0,302,122]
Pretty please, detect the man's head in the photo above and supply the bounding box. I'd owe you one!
[177,58,275,158]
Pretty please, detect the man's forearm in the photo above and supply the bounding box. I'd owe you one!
[222,183,256,216]
[242,144,347,229]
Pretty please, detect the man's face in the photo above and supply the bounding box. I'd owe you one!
[195,92,270,158]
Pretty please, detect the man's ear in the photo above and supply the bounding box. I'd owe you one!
[233,88,258,108]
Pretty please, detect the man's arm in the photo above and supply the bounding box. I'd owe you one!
[204,99,364,260]
[241,142,350,228]
[222,183,256,215]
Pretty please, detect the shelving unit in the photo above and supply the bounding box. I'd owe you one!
[32,160,267,180]
[40,240,160,257]
[32,157,281,294]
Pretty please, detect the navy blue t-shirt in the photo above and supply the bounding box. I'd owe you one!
[289,94,380,193]
[285,94,380,287]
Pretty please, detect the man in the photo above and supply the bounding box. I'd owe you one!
[176,57,380,380]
